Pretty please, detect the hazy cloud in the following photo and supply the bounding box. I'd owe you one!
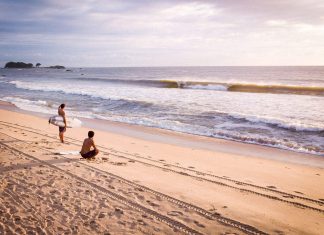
[0,0,324,66]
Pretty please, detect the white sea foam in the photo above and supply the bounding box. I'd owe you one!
[226,112,324,132]
[94,114,323,155]
[184,84,228,91]
[1,97,53,114]
[211,130,323,155]
[8,80,324,132]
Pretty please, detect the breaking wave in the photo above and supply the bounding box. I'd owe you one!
[224,112,324,132]
[10,78,324,96]
[159,80,324,96]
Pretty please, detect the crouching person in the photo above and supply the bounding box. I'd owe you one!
[80,131,99,159]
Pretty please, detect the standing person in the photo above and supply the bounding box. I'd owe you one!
[80,131,99,159]
[58,103,67,143]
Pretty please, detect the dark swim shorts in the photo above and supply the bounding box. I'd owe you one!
[59,126,66,133]
[81,150,97,159]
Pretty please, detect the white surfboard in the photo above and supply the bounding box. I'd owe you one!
[48,115,82,128]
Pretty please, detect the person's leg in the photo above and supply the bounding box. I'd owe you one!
[89,149,99,158]
[59,127,65,143]
[81,150,98,159]
[59,132,64,143]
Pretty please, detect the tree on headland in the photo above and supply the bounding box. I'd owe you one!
[36,63,41,67]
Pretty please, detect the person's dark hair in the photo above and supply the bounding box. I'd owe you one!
[88,131,95,138]
[60,103,65,109]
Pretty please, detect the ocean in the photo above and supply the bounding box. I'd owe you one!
[0,66,323,156]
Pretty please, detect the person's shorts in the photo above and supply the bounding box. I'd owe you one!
[81,150,97,159]
[59,126,66,133]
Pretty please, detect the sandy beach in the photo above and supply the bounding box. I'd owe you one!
[0,105,323,235]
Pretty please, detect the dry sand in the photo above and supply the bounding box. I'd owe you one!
[0,107,323,235]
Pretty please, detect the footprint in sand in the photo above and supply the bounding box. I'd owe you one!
[266,185,277,189]
[14,216,21,224]
[167,211,183,216]
[98,212,106,219]
[273,230,285,235]
[114,208,124,218]
[111,162,127,166]
[137,219,147,226]
[146,200,159,207]
[136,195,145,200]
[194,220,205,228]
[294,191,304,195]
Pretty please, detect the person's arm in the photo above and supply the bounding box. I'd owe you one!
[62,111,67,128]
[92,139,98,151]
[80,140,85,154]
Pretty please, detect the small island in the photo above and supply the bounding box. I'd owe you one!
[47,65,66,69]
[4,61,65,69]
[5,62,33,68]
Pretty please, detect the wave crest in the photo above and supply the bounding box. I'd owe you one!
[8,79,324,96]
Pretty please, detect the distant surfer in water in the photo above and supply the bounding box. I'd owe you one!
[58,103,67,143]
[80,131,99,159]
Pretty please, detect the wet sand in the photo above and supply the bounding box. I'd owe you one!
[0,107,323,234]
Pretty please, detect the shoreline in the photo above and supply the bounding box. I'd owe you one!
[1,106,324,234]
[0,100,323,168]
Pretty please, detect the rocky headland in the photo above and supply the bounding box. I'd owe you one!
[4,62,65,69]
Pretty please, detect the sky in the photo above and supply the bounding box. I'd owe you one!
[1,0,324,67]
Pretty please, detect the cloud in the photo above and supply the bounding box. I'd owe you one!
[266,20,288,27]
[0,0,324,66]
[161,2,222,19]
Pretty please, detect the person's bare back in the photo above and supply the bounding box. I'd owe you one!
[80,138,95,154]
[80,131,99,159]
